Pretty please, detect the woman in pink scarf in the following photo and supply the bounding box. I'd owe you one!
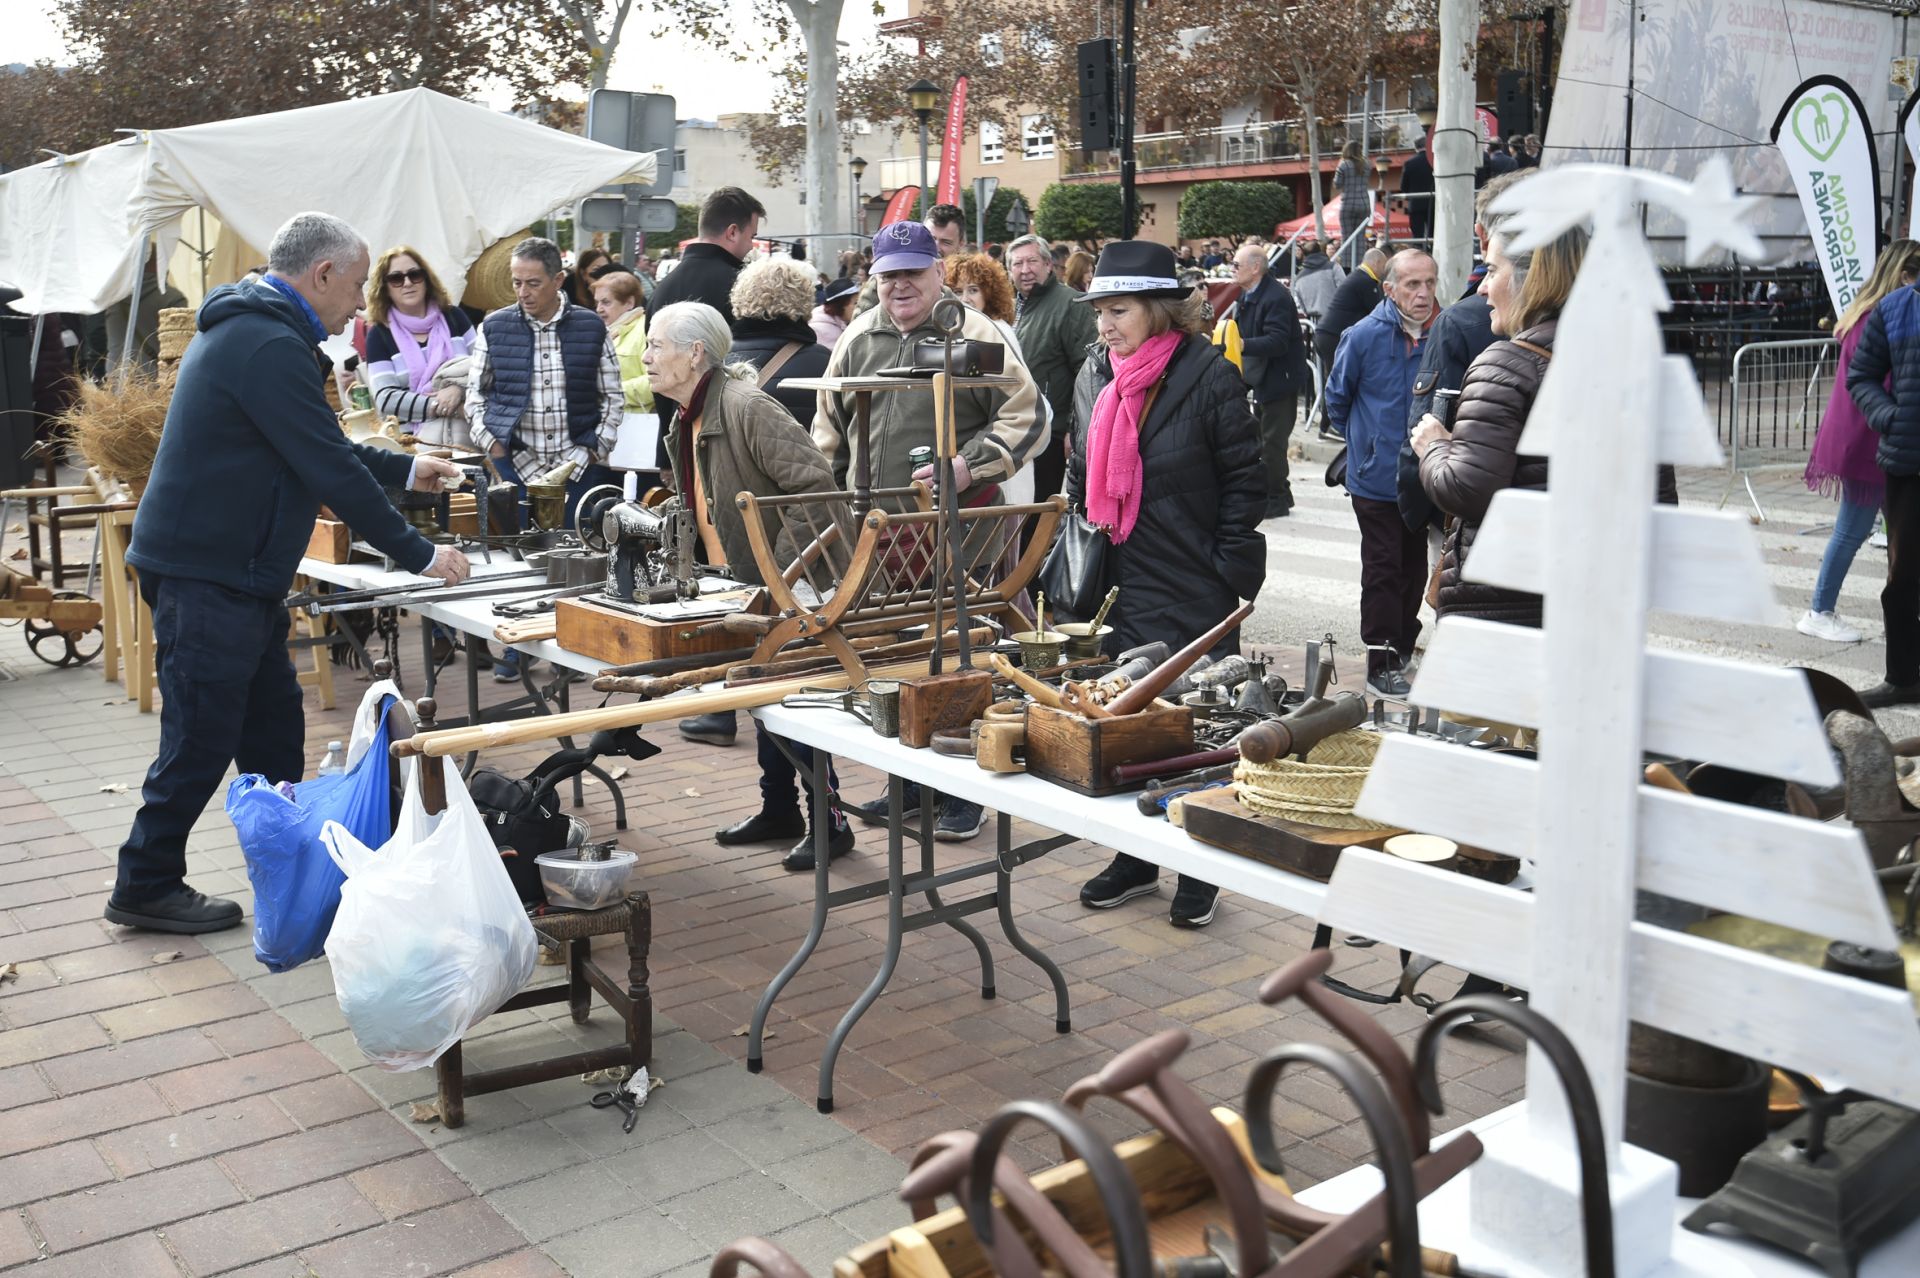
[1799,240,1920,642]
[362,246,477,447]
[1065,241,1268,929]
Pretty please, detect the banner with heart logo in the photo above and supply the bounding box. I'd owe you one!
[1772,75,1882,314]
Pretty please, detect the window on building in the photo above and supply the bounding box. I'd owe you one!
[1021,25,1057,58]
[672,148,688,187]
[980,121,1005,165]
[1021,114,1055,161]
[979,34,1004,67]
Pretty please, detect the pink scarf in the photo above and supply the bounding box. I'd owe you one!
[388,302,455,395]
[1086,330,1181,543]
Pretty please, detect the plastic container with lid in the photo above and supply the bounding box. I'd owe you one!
[534,849,638,911]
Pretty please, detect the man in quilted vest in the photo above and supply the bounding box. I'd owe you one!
[466,236,621,678]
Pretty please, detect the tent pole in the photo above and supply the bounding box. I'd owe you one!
[118,233,151,386]
[27,315,45,380]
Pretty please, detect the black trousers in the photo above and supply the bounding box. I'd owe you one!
[116,574,304,902]
[1351,494,1426,676]
[1885,471,1920,684]
[1312,333,1340,427]
[1257,394,1298,513]
[756,724,847,832]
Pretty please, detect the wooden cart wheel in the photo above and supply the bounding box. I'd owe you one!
[24,591,103,667]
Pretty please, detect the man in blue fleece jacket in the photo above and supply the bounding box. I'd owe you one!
[110,212,470,934]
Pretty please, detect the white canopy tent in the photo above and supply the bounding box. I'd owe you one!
[0,87,657,317]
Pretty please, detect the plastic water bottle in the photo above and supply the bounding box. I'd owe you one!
[316,741,346,777]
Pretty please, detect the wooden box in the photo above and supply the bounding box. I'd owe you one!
[1024,700,1194,797]
[554,592,764,666]
[307,519,352,563]
[898,669,993,749]
[1177,785,1402,881]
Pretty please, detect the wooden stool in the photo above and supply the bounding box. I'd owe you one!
[287,576,336,711]
[434,891,653,1128]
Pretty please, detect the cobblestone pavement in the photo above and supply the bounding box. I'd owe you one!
[25,447,1794,1274]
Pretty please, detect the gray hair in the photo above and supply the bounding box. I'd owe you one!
[651,302,755,381]
[1005,234,1050,262]
[267,212,366,276]
[1382,249,1431,285]
[509,236,564,279]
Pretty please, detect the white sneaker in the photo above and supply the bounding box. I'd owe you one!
[1797,610,1862,643]
[1871,531,1890,549]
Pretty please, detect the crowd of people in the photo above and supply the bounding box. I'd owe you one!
[100,152,1894,941]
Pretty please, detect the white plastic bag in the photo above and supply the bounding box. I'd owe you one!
[344,677,409,770]
[321,756,538,1071]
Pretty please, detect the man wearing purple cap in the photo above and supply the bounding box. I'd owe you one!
[816,221,1047,841]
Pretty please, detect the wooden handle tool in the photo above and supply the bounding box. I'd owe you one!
[989,652,1065,709]
[1103,601,1254,717]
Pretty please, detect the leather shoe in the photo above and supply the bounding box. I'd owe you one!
[104,885,243,935]
[1860,680,1920,709]
[679,711,738,746]
[715,808,806,846]
[782,821,856,872]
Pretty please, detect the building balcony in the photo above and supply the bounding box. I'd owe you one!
[1064,110,1427,181]
[875,151,944,193]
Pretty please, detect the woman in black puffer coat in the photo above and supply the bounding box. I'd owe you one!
[1412,223,1674,626]
[1064,242,1267,930]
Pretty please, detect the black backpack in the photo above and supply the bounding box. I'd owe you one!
[466,729,659,904]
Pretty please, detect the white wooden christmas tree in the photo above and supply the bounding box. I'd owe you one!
[1320,160,1920,1277]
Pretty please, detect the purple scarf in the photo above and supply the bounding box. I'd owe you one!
[1805,320,1886,507]
[387,303,456,395]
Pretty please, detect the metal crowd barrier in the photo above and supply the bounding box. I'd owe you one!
[1719,336,1836,521]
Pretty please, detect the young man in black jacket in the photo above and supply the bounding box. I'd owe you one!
[1233,244,1308,517]
[111,213,469,934]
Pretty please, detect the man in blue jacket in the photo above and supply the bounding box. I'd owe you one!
[1232,243,1307,517]
[1326,248,1438,699]
[110,212,469,934]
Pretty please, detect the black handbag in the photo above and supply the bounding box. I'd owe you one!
[1037,509,1112,620]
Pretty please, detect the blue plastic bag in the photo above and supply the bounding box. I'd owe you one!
[226,694,399,973]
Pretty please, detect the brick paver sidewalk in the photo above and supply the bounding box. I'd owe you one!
[0,562,1522,1274]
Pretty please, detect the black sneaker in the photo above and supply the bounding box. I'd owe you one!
[714,808,805,846]
[1860,680,1920,709]
[934,799,986,842]
[1366,668,1413,700]
[1169,878,1220,929]
[1080,854,1160,909]
[104,885,243,935]
[850,782,923,826]
[678,711,738,746]
[782,820,857,871]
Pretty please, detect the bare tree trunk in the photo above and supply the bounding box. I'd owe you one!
[1302,85,1329,245]
[792,0,845,247]
[1434,0,1479,300]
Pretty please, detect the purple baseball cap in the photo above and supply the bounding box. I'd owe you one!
[870,221,941,274]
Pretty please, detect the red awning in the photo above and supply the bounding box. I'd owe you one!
[1275,200,1412,243]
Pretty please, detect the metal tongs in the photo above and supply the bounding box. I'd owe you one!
[780,686,872,724]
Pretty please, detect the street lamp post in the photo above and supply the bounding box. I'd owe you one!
[851,155,868,241]
[909,79,940,217]
[1373,153,1392,249]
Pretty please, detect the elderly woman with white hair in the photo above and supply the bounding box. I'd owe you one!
[729,256,832,432]
[643,301,857,871]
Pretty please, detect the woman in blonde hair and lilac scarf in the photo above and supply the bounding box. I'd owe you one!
[363,246,476,446]
[1065,241,1267,929]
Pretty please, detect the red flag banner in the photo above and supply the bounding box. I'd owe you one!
[936,77,969,207]
[881,185,921,226]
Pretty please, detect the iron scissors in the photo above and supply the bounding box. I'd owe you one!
[591,1087,641,1132]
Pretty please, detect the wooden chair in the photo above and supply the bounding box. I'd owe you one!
[396,697,652,1129]
[286,576,337,711]
[0,483,97,589]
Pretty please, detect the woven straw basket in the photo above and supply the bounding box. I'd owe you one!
[1233,729,1392,830]
[157,308,197,361]
[460,230,534,313]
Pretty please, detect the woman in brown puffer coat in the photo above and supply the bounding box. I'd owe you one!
[1409,223,1673,626]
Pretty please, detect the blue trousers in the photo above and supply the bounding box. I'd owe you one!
[1811,496,1878,615]
[757,724,846,831]
[116,575,305,901]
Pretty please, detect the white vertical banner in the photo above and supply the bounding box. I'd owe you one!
[1901,86,1920,239]
[1771,75,1882,314]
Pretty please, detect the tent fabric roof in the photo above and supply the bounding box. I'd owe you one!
[0,88,656,316]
